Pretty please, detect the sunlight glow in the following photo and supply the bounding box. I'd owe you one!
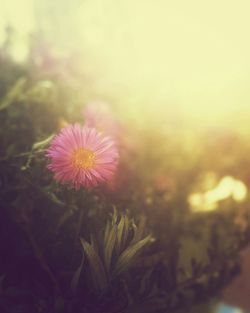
[2,0,34,62]
[73,0,250,125]
[2,0,250,127]
[189,176,248,213]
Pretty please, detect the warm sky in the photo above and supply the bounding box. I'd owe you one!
[2,0,250,127]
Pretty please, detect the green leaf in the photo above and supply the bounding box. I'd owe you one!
[0,77,26,111]
[131,216,146,244]
[116,214,130,253]
[116,215,125,252]
[112,206,118,224]
[104,221,111,244]
[122,215,130,247]
[32,133,54,151]
[46,192,65,207]
[80,238,108,291]
[70,254,84,294]
[90,234,99,253]
[104,224,117,272]
[113,235,152,277]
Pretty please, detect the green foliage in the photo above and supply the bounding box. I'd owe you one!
[70,253,84,295]
[113,235,152,276]
[80,237,109,291]
[80,210,153,292]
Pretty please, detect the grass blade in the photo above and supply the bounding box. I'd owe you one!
[104,224,117,273]
[80,238,108,291]
[113,235,152,277]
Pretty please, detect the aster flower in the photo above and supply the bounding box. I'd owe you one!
[46,124,119,189]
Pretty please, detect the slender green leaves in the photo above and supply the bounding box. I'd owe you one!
[80,238,108,291]
[113,235,153,277]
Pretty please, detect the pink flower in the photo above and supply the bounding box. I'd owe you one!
[46,124,119,189]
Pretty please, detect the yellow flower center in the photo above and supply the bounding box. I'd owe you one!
[71,148,95,169]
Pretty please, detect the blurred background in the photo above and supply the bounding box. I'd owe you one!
[1,1,250,313]
[2,0,250,130]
